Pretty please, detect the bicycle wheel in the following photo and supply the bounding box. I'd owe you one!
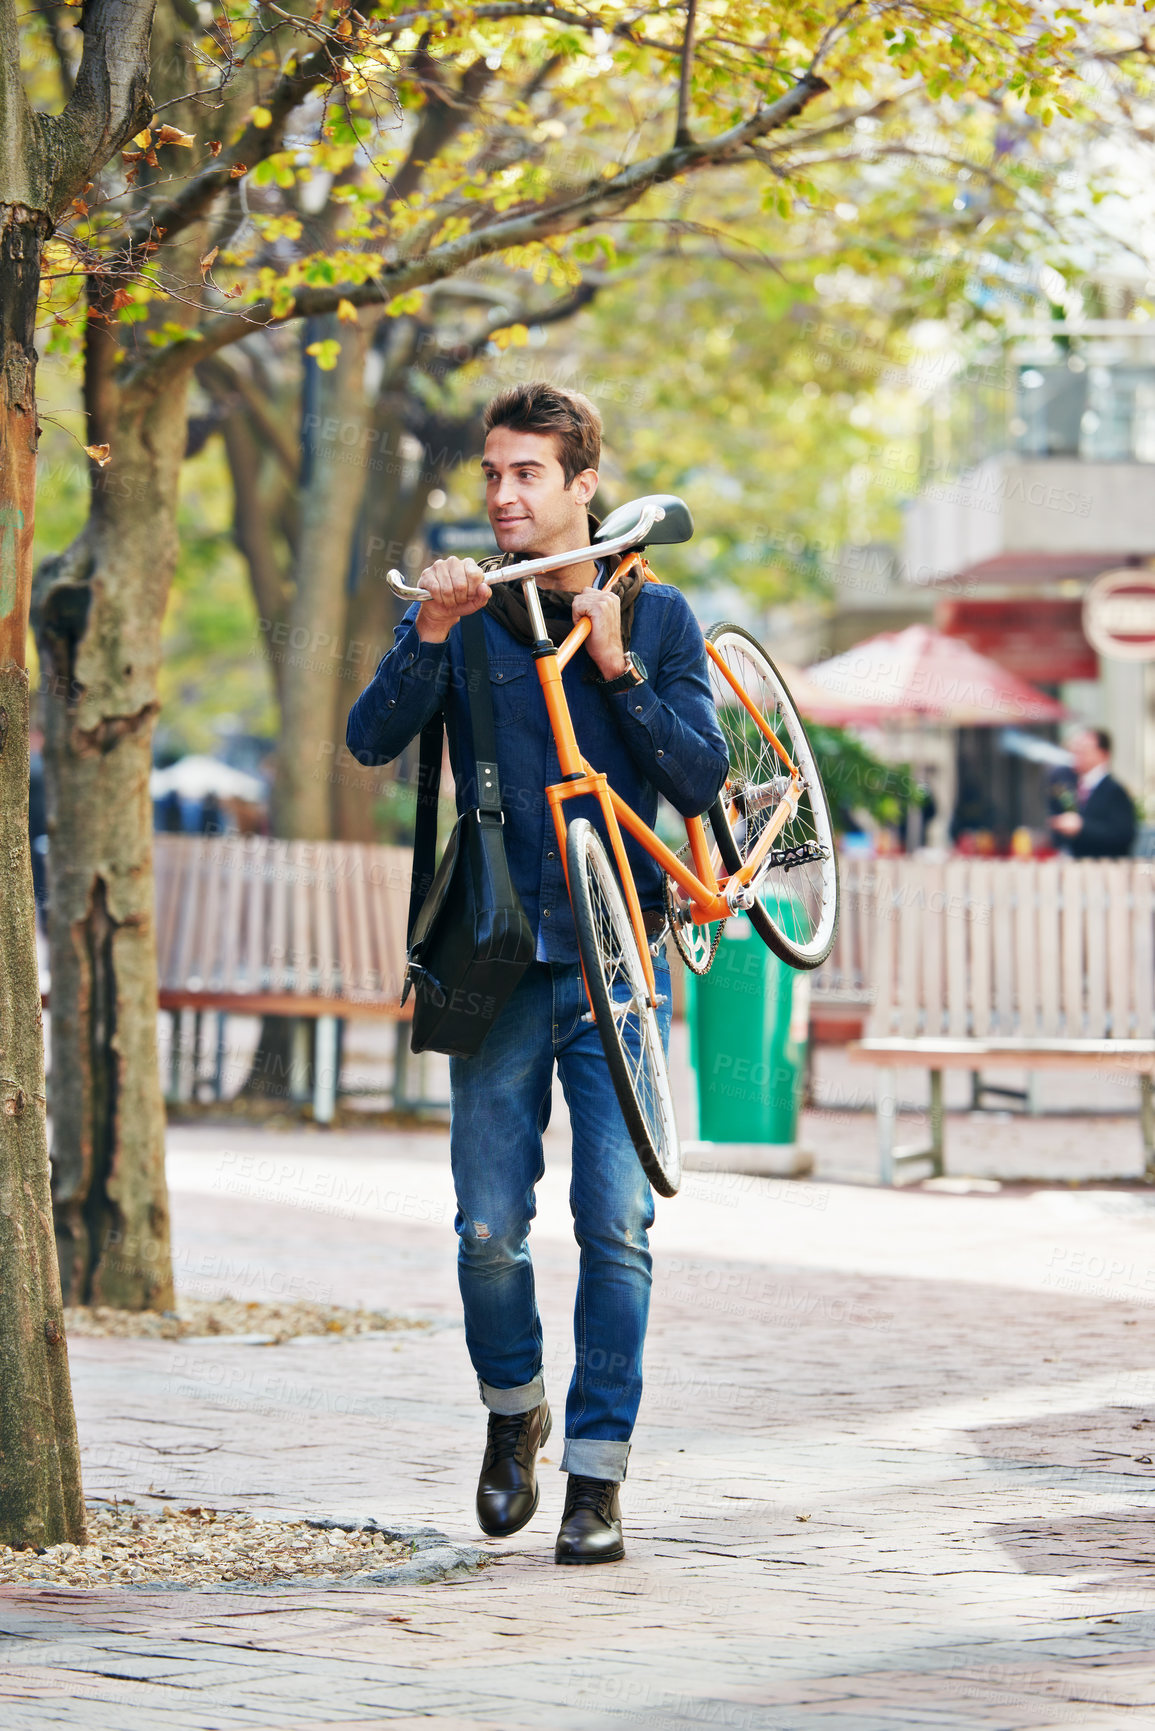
[705,623,839,970]
[566,818,681,1198]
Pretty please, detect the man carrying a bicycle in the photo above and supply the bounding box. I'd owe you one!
[347,382,728,1563]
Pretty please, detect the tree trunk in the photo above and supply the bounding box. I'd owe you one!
[273,318,371,841]
[0,202,86,1547]
[32,367,188,1310]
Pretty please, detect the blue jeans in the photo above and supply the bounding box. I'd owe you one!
[448,958,671,1483]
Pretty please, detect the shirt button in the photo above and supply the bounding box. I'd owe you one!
[547,850,555,859]
[657,749,664,757]
[543,909,551,918]
[634,704,643,713]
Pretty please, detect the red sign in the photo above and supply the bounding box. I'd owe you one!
[1083,568,1155,662]
[934,598,1096,684]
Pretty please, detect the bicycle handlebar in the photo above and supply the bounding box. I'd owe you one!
[385,503,666,603]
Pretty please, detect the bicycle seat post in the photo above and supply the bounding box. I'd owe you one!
[522,578,551,651]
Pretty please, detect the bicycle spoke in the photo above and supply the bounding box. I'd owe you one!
[706,626,838,969]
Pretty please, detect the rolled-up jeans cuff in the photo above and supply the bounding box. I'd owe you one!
[478,1375,545,1415]
[561,1437,630,1482]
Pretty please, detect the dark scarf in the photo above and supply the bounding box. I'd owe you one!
[483,553,647,652]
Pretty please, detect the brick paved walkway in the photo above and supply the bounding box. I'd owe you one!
[4,1099,1155,1729]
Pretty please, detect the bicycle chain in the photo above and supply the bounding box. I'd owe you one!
[662,864,725,976]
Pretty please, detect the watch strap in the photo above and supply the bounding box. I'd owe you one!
[596,654,646,694]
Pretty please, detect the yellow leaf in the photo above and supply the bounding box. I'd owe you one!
[84,443,111,467]
[336,298,359,323]
[305,338,341,370]
[251,106,272,130]
[133,128,152,149]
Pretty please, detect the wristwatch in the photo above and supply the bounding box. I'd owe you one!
[596,653,648,694]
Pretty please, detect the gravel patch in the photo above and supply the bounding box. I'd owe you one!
[63,1297,427,1343]
[0,1503,412,1589]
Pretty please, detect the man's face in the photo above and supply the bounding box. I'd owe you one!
[1071,730,1107,777]
[481,426,597,558]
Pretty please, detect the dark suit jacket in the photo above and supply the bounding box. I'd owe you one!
[1068,773,1136,859]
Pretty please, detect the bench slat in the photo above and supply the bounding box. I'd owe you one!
[267,839,289,992]
[1085,862,1108,1038]
[922,859,945,1038]
[970,859,992,1039]
[945,859,968,1038]
[171,836,205,991]
[1108,858,1131,1038]
[1014,860,1038,1038]
[216,839,245,992]
[1136,864,1155,1041]
[897,862,920,1041]
[992,864,1015,1035]
[1038,858,1061,1037]
[315,844,338,999]
[1060,860,1083,1038]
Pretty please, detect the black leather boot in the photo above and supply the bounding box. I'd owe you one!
[475,1400,552,1537]
[554,1473,624,1564]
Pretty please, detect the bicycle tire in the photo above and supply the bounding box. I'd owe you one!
[705,623,839,970]
[566,819,681,1198]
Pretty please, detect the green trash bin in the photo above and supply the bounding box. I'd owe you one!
[686,912,808,1147]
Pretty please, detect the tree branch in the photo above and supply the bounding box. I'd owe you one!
[674,0,697,148]
[130,69,830,392]
[389,52,493,206]
[128,33,357,251]
[197,352,299,478]
[38,0,157,216]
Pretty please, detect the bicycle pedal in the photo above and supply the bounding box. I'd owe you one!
[770,841,828,871]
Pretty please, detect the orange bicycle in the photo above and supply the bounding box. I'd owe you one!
[388,495,839,1198]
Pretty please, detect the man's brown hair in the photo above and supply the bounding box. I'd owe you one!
[483,381,601,486]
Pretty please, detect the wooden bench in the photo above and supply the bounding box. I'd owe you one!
[154,833,429,1121]
[847,857,1155,1184]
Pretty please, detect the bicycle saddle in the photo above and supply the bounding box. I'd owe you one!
[594,493,693,548]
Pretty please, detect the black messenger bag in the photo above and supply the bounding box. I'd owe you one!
[401,612,535,1057]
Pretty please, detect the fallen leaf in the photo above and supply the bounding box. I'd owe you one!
[84,444,111,467]
[795,1514,811,1522]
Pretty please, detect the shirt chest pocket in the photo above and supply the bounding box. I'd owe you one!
[488,660,533,727]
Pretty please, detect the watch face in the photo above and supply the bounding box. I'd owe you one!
[630,654,647,682]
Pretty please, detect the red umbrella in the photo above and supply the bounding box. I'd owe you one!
[802,625,1065,727]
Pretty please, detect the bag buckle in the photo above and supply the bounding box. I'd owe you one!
[404,961,446,1008]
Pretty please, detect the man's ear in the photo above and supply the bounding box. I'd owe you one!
[573,467,599,506]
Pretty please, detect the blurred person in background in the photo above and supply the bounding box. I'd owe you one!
[1049,728,1135,859]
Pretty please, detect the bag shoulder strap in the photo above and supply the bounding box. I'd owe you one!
[407,611,502,942]
[408,711,444,942]
[461,611,502,816]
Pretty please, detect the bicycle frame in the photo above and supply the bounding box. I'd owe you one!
[530,554,803,1003]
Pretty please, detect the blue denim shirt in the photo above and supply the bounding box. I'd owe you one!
[346,581,729,963]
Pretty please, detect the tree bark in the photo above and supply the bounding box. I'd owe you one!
[272,318,373,841]
[0,202,86,1548]
[32,361,187,1309]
